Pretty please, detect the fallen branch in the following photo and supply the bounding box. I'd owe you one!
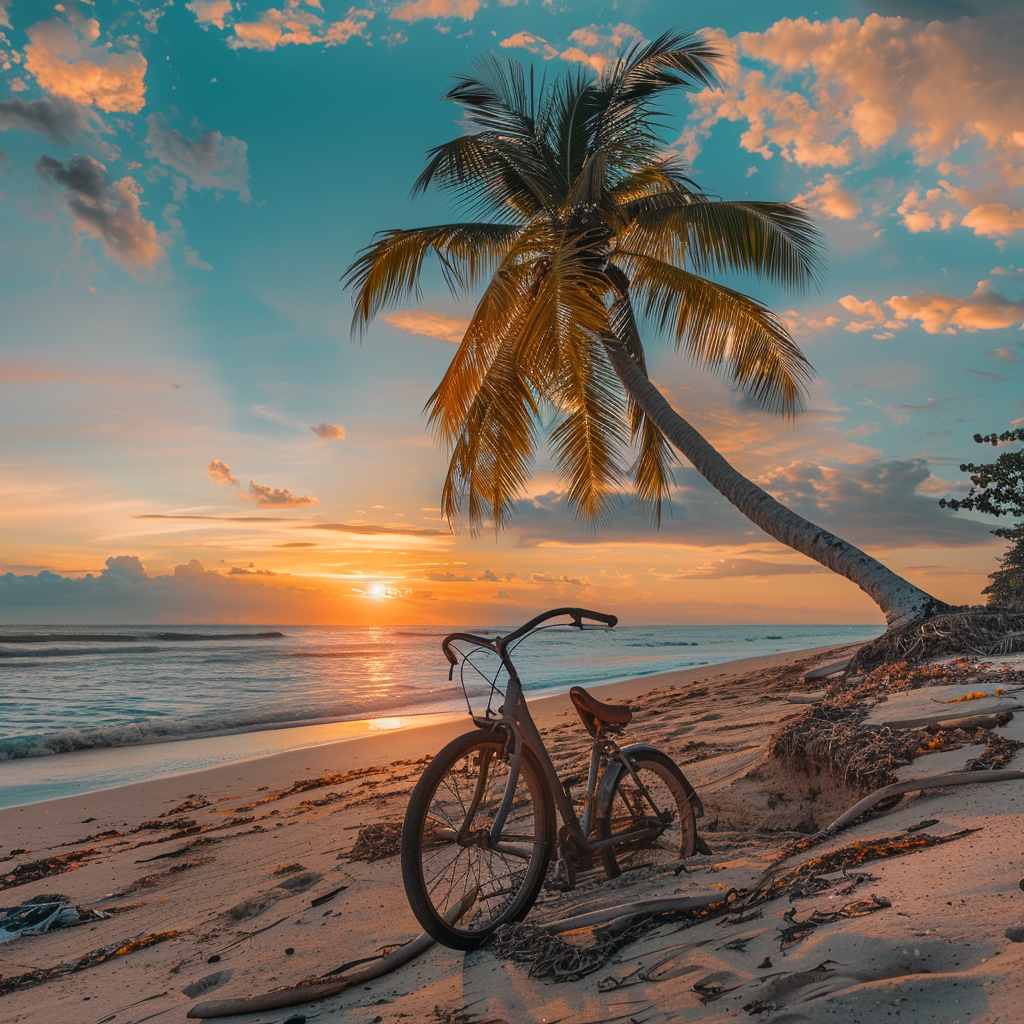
[187,889,477,1019]
[827,768,1024,832]
[541,894,723,935]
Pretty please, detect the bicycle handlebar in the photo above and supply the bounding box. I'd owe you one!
[441,607,618,668]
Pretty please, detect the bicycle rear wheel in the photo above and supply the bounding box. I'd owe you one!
[401,729,555,950]
[597,747,697,877]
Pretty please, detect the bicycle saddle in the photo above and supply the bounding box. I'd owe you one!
[569,685,633,737]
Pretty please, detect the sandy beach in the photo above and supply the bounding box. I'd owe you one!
[2,641,1023,1024]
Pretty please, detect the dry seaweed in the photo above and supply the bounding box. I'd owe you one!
[0,931,177,995]
[346,822,403,862]
[0,849,96,892]
[491,914,663,982]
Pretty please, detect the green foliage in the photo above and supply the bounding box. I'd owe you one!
[941,428,1024,609]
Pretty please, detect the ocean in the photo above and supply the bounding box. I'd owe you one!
[0,622,882,807]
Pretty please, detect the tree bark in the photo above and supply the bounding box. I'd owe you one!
[603,337,947,627]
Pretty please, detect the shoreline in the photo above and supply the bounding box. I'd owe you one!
[0,642,848,815]
[0,640,874,811]
[3,638,1023,1024]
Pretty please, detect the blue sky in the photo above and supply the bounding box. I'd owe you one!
[0,0,1022,624]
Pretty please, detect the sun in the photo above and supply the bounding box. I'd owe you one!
[368,582,389,600]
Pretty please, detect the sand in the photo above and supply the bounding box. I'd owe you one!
[1,641,1022,1024]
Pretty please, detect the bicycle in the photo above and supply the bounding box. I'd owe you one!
[400,607,708,950]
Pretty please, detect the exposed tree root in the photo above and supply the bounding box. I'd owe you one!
[853,607,1024,669]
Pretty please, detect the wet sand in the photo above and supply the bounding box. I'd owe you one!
[2,642,1023,1024]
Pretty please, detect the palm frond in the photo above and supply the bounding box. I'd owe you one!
[625,198,825,291]
[547,340,628,525]
[344,222,519,333]
[441,342,539,532]
[617,252,814,415]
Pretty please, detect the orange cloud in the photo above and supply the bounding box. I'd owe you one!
[229,5,372,50]
[793,173,861,219]
[186,0,233,29]
[960,203,1024,239]
[311,422,346,440]
[207,458,240,487]
[24,15,147,114]
[246,481,319,508]
[390,0,479,23]
[559,23,644,75]
[35,154,165,277]
[380,310,469,343]
[500,31,558,59]
[886,280,1024,334]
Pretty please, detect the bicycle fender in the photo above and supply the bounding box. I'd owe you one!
[593,744,704,821]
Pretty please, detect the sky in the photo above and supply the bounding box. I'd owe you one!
[0,0,1022,625]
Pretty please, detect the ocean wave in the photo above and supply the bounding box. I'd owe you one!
[0,698,452,762]
[0,634,141,644]
[286,648,390,658]
[0,646,165,660]
[150,631,285,641]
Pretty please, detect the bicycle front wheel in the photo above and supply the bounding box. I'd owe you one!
[597,747,697,877]
[401,730,555,950]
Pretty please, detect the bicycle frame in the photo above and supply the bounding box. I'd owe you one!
[443,609,670,867]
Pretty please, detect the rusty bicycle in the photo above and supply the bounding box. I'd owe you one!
[400,607,707,950]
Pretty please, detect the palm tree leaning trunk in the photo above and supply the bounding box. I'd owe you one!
[344,31,948,628]
[601,337,944,626]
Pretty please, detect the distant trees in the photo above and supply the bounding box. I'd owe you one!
[941,428,1024,610]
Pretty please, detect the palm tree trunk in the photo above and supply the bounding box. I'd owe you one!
[603,337,947,627]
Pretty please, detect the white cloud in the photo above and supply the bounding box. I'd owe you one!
[24,14,147,114]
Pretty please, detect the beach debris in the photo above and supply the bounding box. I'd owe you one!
[0,930,177,996]
[777,895,890,950]
[310,884,348,908]
[693,977,742,1003]
[803,659,852,682]
[0,848,96,892]
[182,970,234,999]
[743,961,837,1014]
[136,837,220,863]
[0,894,111,943]
[273,863,306,875]
[492,915,663,983]
[757,957,772,969]
[905,819,940,832]
[346,822,403,861]
[1006,927,1024,942]
[964,734,1023,770]
[162,795,211,816]
[432,1008,509,1024]
[187,889,477,1018]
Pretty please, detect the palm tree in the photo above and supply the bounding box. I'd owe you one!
[344,31,946,628]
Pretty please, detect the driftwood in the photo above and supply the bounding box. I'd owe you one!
[541,893,723,935]
[187,890,478,1019]
[826,767,1024,832]
[746,768,1024,899]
